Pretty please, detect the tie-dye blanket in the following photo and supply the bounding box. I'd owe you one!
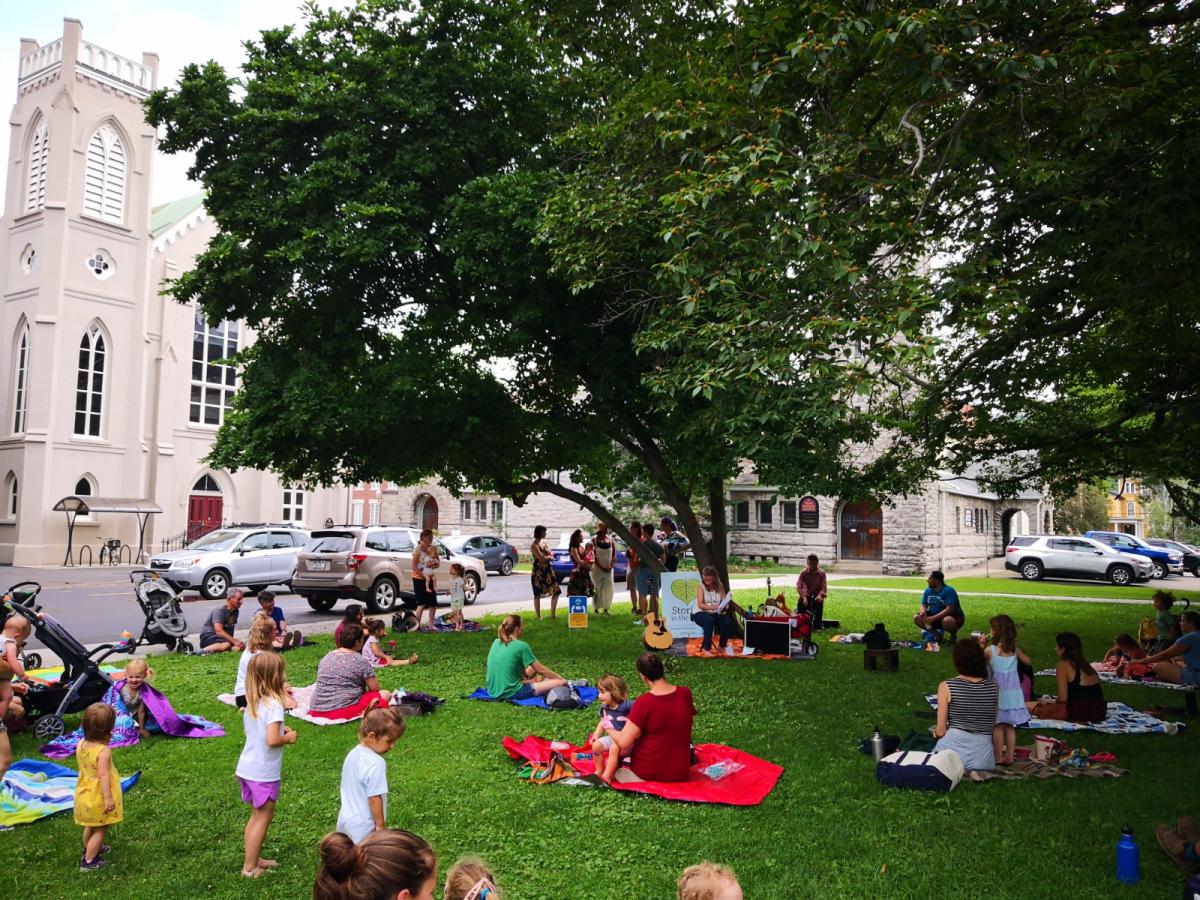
[40,680,224,759]
[0,758,140,830]
[1035,664,1197,692]
[923,694,1184,735]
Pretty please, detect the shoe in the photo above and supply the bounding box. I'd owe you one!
[290,629,302,647]
[99,844,111,855]
[1180,816,1200,845]
[280,632,294,650]
[568,678,589,689]
[724,645,735,656]
[1157,825,1199,874]
[80,855,107,871]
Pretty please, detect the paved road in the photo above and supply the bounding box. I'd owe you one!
[1,564,544,648]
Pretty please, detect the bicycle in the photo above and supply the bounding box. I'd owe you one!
[98,538,131,566]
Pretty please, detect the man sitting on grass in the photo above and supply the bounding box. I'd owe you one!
[912,570,964,643]
[197,588,244,654]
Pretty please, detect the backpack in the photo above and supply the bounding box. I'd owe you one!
[545,685,581,709]
[876,749,964,792]
[392,611,419,634]
[864,623,891,651]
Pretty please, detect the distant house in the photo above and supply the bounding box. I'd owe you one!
[1106,478,1150,537]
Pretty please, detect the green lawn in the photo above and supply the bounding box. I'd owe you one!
[834,575,1198,603]
[3,593,1197,898]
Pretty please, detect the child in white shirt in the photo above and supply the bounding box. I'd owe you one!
[336,703,406,842]
[448,563,467,632]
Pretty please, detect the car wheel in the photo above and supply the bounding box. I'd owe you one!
[1108,565,1134,586]
[463,572,480,605]
[1150,561,1167,580]
[1019,560,1043,581]
[199,568,231,601]
[306,596,337,612]
[367,577,400,613]
[499,556,514,576]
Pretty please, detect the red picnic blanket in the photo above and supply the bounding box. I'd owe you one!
[502,735,783,806]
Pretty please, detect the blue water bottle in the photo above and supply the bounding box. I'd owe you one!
[1116,824,1140,884]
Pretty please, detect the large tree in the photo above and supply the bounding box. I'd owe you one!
[146,0,939,581]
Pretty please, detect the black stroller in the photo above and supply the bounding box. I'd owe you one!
[2,584,121,741]
[128,570,193,654]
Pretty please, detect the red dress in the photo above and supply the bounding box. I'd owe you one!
[627,686,696,782]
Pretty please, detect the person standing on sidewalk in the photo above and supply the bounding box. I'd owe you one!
[529,525,560,620]
[591,523,616,615]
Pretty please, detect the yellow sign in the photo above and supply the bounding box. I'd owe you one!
[568,595,588,629]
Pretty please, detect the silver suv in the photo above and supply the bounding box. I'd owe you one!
[292,525,487,614]
[149,525,310,599]
[1004,535,1153,586]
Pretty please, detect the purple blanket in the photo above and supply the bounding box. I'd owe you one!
[40,679,224,759]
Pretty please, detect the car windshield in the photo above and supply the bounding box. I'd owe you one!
[188,530,242,551]
[307,532,355,553]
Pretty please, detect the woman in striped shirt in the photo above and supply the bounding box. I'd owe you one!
[934,639,1000,771]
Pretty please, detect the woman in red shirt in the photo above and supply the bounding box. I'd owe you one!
[599,652,695,783]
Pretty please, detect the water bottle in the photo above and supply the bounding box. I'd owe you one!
[870,727,887,763]
[1116,824,1140,885]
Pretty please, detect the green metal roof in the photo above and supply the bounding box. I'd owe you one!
[150,192,206,238]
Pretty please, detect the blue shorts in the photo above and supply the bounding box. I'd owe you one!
[510,683,536,701]
[1181,666,1200,687]
[635,568,659,597]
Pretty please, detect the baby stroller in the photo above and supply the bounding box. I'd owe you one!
[129,570,193,654]
[1,581,46,670]
[2,586,120,741]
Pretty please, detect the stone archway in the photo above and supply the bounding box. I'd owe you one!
[1001,509,1031,547]
[839,500,883,560]
[415,494,439,531]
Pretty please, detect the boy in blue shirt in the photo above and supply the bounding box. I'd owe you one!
[913,570,964,642]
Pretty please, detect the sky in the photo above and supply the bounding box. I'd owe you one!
[1,1,340,205]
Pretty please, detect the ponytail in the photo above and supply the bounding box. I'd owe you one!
[314,829,436,900]
[497,614,522,644]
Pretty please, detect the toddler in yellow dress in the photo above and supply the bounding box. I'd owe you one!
[75,703,122,871]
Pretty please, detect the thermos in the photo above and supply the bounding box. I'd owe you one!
[870,727,886,763]
[1116,824,1140,884]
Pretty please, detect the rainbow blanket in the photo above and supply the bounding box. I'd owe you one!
[0,759,139,830]
[41,680,224,759]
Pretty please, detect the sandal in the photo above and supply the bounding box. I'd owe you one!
[241,868,263,879]
[257,859,279,869]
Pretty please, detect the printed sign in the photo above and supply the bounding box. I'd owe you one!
[659,572,703,638]
[568,595,588,629]
[798,496,820,529]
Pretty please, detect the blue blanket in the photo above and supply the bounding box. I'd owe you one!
[1,759,140,830]
[469,686,598,709]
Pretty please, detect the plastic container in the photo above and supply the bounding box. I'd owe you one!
[1116,825,1140,884]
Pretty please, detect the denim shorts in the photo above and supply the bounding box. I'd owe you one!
[510,683,536,701]
[635,568,659,597]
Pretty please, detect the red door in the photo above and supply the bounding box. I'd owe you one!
[421,497,439,532]
[840,501,883,560]
[187,495,223,539]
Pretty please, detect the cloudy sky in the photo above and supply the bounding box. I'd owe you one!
[1,1,344,205]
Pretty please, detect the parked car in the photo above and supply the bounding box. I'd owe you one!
[1145,538,1200,576]
[1004,534,1153,585]
[149,524,311,600]
[291,525,487,614]
[1083,530,1184,580]
[441,534,519,576]
[550,540,630,582]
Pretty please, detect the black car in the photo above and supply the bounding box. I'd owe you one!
[442,534,519,575]
[1146,538,1200,576]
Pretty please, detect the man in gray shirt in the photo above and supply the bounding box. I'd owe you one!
[637,523,665,617]
[198,588,245,654]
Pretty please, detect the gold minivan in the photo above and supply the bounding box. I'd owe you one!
[292,525,486,614]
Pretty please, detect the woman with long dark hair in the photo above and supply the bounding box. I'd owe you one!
[529,526,559,620]
[566,528,593,599]
[1027,631,1105,722]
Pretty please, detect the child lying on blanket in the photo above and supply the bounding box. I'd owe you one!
[1104,633,1148,669]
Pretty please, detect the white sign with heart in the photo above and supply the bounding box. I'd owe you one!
[659,572,703,638]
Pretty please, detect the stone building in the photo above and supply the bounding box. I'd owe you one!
[0,20,347,565]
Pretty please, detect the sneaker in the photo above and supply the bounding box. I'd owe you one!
[568,678,589,689]
[99,844,111,856]
[724,645,735,656]
[920,631,935,642]
[1157,825,1199,874]
[80,855,107,871]
[1180,816,1200,845]
[290,630,302,647]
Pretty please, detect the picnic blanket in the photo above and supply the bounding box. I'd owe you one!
[665,637,812,661]
[923,694,1184,734]
[0,759,140,830]
[965,759,1128,782]
[25,664,122,681]
[469,686,598,710]
[1035,663,1197,692]
[41,680,224,759]
[220,684,370,725]
[429,617,483,633]
[502,735,783,806]
[831,635,940,651]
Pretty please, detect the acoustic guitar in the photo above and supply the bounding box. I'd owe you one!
[641,613,674,651]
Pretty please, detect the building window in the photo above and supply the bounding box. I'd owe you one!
[189,311,239,426]
[732,501,749,528]
[368,500,380,526]
[459,500,471,521]
[83,124,126,222]
[351,500,364,525]
[75,477,93,496]
[475,500,486,521]
[74,324,106,437]
[282,487,305,524]
[757,500,773,526]
[4,473,16,520]
[1123,480,1136,495]
[12,323,29,434]
[26,119,48,211]
[955,506,961,533]
[85,249,115,280]
[193,474,220,493]
[20,244,35,274]
[491,500,503,523]
[1126,501,1135,518]
[781,500,797,526]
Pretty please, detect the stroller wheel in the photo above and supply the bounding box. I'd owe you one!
[22,652,42,670]
[33,715,66,741]
[173,639,195,654]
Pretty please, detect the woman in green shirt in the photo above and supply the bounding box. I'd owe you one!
[485,615,567,700]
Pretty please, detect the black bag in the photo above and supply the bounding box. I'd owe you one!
[545,686,581,709]
[864,623,891,650]
[392,611,419,633]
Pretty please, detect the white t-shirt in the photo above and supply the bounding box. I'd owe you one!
[336,744,389,843]
[234,648,260,697]
[235,698,285,783]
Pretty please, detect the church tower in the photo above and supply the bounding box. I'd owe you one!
[0,20,159,564]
